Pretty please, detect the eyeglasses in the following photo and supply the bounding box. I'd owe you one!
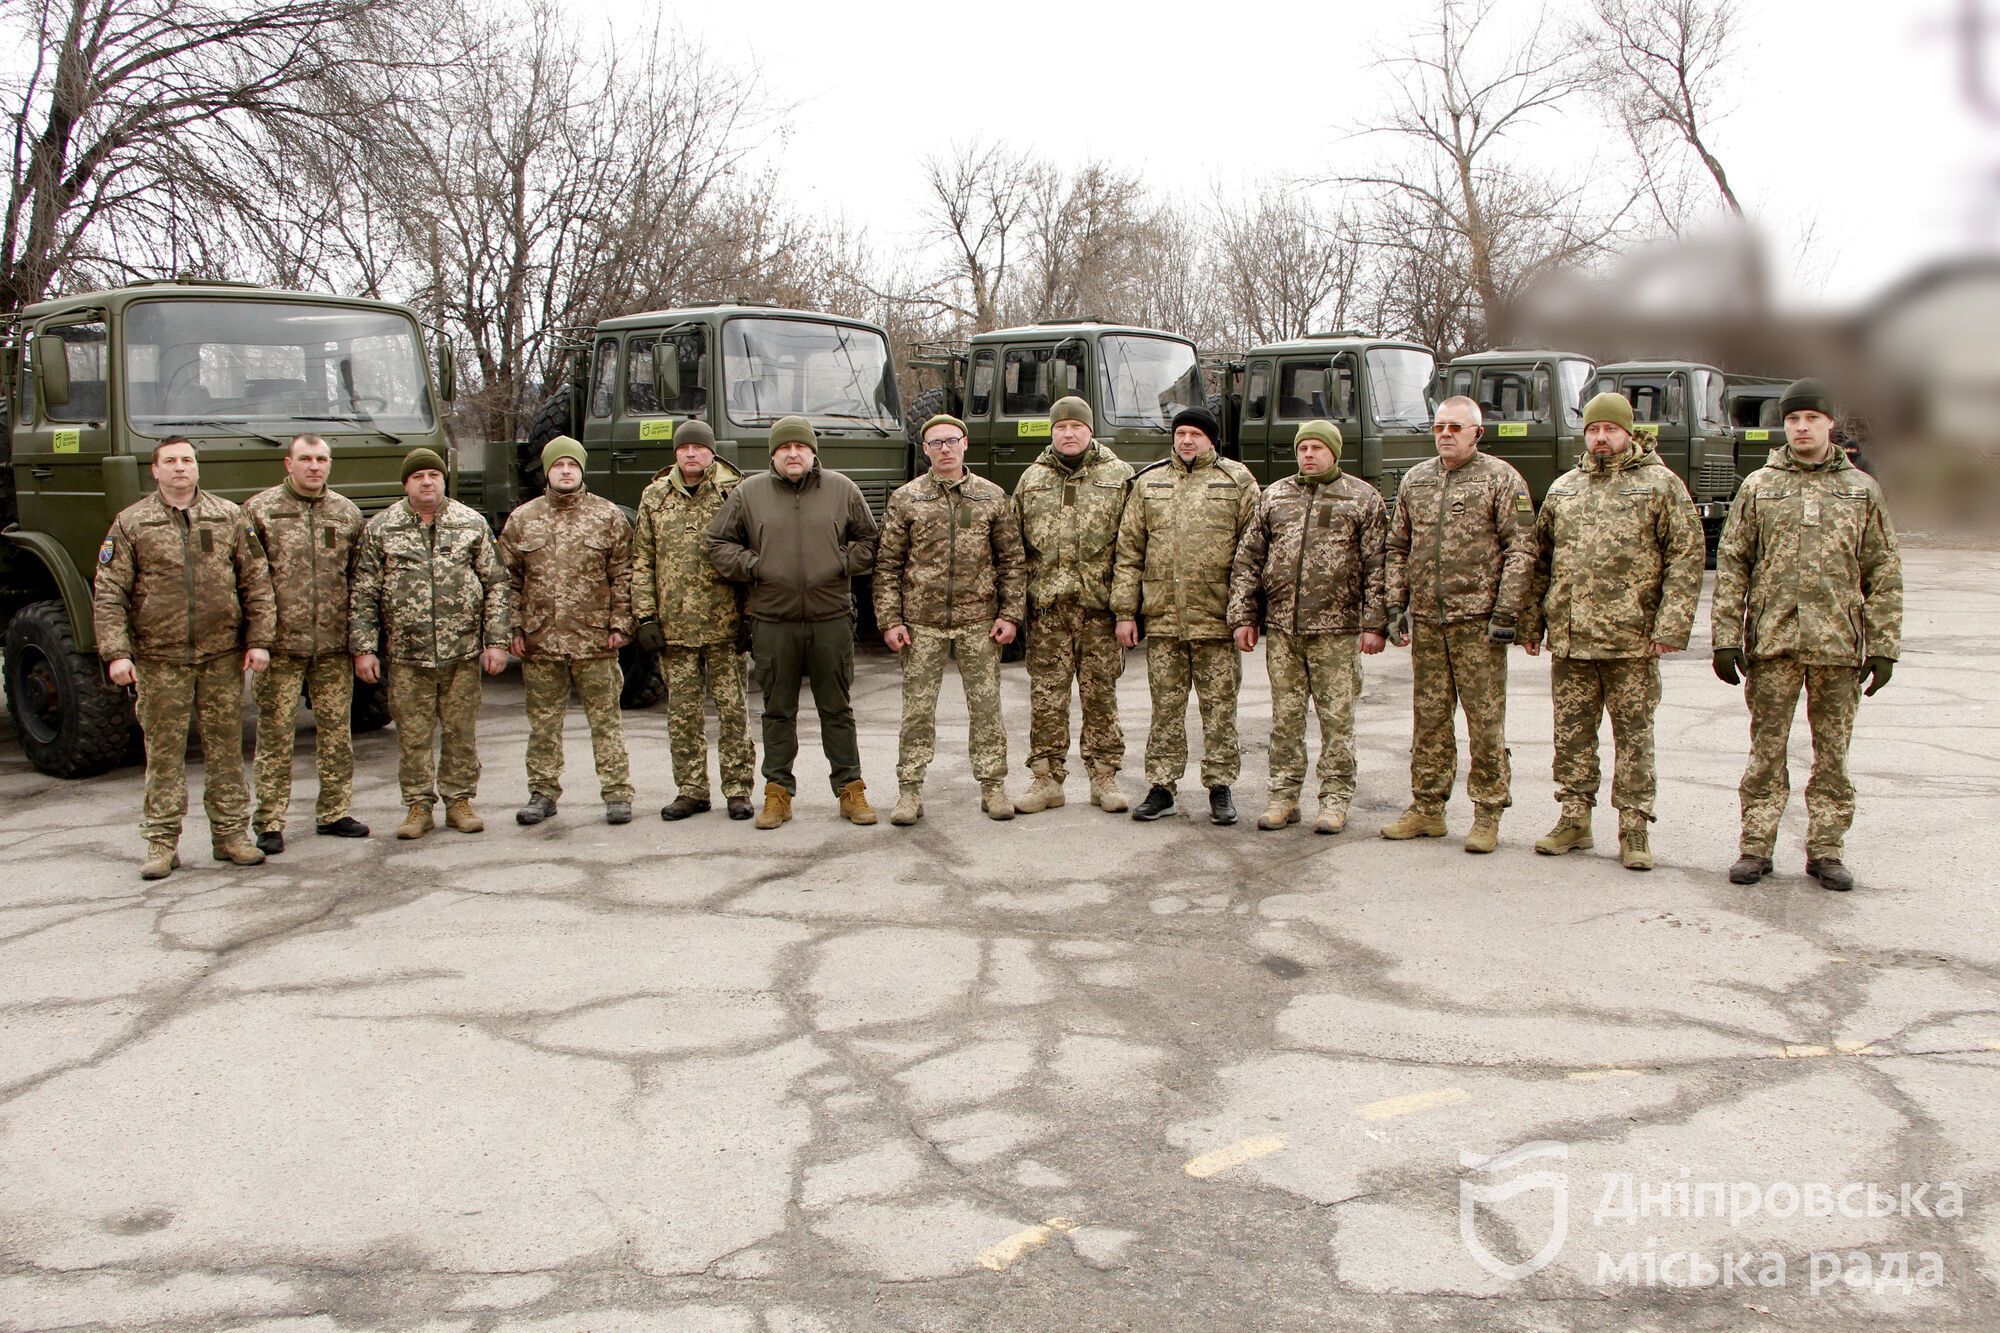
[1431,421,1474,434]
[925,435,966,448]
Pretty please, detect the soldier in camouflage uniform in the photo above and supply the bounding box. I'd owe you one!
[93,437,276,879]
[875,413,1028,824]
[244,434,370,853]
[1520,394,1702,870]
[1010,395,1134,814]
[1382,396,1536,853]
[633,419,754,822]
[1711,378,1902,891]
[350,448,512,840]
[1111,406,1260,825]
[1227,421,1387,835]
[499,436,636,826]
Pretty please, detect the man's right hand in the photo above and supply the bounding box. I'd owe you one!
[354,653,382,685]
[1115,619,1140,649]
[1712,647,1744,686]
[883,624,912,652]
[106,657,136,687]
[634,618,667,655]
[1232,626,1258,652]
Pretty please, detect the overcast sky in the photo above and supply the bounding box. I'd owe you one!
[599,0,1992,312]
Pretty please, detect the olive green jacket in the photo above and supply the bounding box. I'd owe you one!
[93,490,275,664]
[1110,449,1261,640]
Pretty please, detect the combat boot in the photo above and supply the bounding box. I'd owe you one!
[605,801,632,826]
[1619,816,1654,872]
[837,780,878,826]
[1464,807,1501,855]
[1314,803,1347,835]
[1257,797,1300,831]
[140,842,180,881]
[515,793,557,826]
[1806,857,1855,892]
[1535,806,1593,856]
[981,784,1016,820]
[890,787,924,826]
[659,795,710,821]
[755,782,793,830]
[1728,854,1772,885]
[726,795,753,821]
[1088,766,1128,813]
[444,798,484,833]
[396,804,434,840]
[212,836,267,866]
[1014,765,1065,815]
[1381,806,1447,840]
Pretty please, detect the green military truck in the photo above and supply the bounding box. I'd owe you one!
[1211,332,1437,495]
[905,319,1203,494]
[1435,348,1598,503]
[1592,360,1739,563]
[1723,374,1790,491]
[1,279,454,776]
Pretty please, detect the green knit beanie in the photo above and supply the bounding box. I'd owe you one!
[673,419,716,449]
[1583,392,1635,433]
[1779,377,1835,419]
[540,435,587,473]
[400,447,446,482]
[769,415,817,451]
[1294,419,1343,461]
[1050,396,1093,430]
[921,413,969,441]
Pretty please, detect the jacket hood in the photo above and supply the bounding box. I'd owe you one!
[664,456,743,496]
[1034,440,1114,473]
[1767,442,1850,474]
[1581,438,1660,474]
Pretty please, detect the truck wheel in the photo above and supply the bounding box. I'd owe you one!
[4,599,135,778]
[905,387,950,448]
[351,677,393,733]
[620,640,666,709]
[523,386,575,497]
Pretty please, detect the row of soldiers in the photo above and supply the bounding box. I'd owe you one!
[91,371,1901,890]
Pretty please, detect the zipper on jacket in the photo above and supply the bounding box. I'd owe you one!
[180,502,197,663]
[944,477,958,630]
[1292,482,1312,634]
[1431,465,1454,616]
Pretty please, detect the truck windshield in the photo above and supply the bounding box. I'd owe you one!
[1365,347,1436,428]
[721,318,900,430]
[1098,335,1204,428]
[123,299,434,436]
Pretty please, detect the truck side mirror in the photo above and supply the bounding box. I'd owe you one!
[652,342,680,404]
[435,339,456,405]
[34,334,69,408]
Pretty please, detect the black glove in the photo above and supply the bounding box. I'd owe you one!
[1486,614,1517,646]
[1712,648,1744,686]
[634,618,666,656]
[1862,656,1894,696]
[1387,606,1409,645]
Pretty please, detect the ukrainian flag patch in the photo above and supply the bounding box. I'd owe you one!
[1514,491,1532,513]
[97,536,115,565]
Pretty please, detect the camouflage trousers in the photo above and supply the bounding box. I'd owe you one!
[387,657,482,809]
[1551,656,1661,820]
[252,653,354,832]
[1266,630,1360,806]
[896,624,1007,787]
[522,656,632,804]
[1740,657,1861,858]
[661,643,754,801]
[1024,602,1124,781]
[1409,620,1511,814]
[1144,636,1241,788]
[135,655,249,845]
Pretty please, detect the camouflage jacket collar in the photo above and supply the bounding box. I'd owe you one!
[1037,441,1108,474]
[1769,443,1848,474]
[667,457,741,498]
[281,476,329,505]
[923,468,975,495]
[548,483,590,510]
[1167,447,1218,476]
[1581,441,1654,475]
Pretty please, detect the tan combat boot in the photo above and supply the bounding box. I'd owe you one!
[837,780,878,826]
[1014,764,1065,815]
[981,784,1016,821]
[212,835,267,866]
[1381,806,1447,840]
[396,804,434,840]
[1619,811,1654,871]
[1464,807,1501,855]
[1535,806,1593,856]
[754,782,793,830]
[890,787,924,826]
[140,841,180,880]
[1088,766,1128,813]
[1314,803,1348,835]
[444,798,484,833]
[1257,797,1300,831]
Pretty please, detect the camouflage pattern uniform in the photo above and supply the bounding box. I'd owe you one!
[1712,445,1902,858]
[1111,449,1260,788]
[1012,441,1133,782]
[243,479,365,832]
[1227,468,1386,808]
[633,459,754,801]
[1385,451,1535,815]
[1521,439,1702,822]
[92,490,276,847]
[499,485,635,805]
[349,497,511,810]
[873,469,1027,788]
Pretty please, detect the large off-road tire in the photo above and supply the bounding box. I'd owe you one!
[904,387,951,448]
[351,676,392,733]
[620,640,667,709]
[522,386,576,497]
[4,600,136,778]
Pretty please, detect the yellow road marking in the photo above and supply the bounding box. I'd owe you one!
[1567,1069,1640,1081]
[1183,1135,1286,1179]
[1984,1039,2000,1052]
[1780,1044,1830,1059]
[1354,1087,1471,1121]
[977,1216,1078,1271]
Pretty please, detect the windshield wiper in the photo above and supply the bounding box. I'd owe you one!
[152,417,292,447]
[292,413,404,444]
[815,413,890,436]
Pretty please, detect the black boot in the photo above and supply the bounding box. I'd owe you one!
[1209,785,1238,826]
[254,829,285,856]
[1728,854,1772,885]
[1806,858,1856,892]
[1132,785,1177,821]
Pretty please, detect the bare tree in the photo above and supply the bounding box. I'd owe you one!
[916,139,1039,331]
[1211,186,1363,347]
[1587,0,1744,219]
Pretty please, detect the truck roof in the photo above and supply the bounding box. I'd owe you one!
[1446,348,1591,366]
[1596,359,1725,376]
[18,279,418,321]
[968,320,1192,344]
[594,303,886,332]
[1242,332,1432,358]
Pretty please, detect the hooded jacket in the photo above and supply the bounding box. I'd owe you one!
[1011,441,1134,612]
[1226,468,1387,636]
[634,458,744,646]
[1110,447,1260,640]
[498,484,634,660]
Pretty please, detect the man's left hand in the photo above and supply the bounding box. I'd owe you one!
[990,619,1016,646]
[1359,631,1385,656]
[244,648,270,673]
[608,630,630,650]
[1648,641,1674,657]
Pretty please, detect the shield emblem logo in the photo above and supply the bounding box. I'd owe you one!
[1459,1140,1569,1281]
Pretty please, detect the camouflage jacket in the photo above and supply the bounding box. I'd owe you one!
[92,489,275,664]
[1711,445,1903,665]
[1111,449,1261,640]
[874,469,1027,630]
[1011,442,1134,612]
[1386,451,1535,626]
[1226,470,1387,636]
[1521,442,1703,658]
[633,459,742,646]
[499,487,634,660]
[243,479,365,658]
[349,497,510,667]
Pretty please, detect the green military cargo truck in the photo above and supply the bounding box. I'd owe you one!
[906,319,1202,495]
[1,279,454,777]
[1212,332,1436,496]
[1724,375,1790,491]
[1435,349,1598,503]
[1593,360,1738,565]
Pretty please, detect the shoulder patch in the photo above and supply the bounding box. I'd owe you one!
[1515,491,1533,513]
[98,536,115,565]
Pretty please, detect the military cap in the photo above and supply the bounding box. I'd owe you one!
[1050,396,1093,429]
[673,419,717,449]
[540,435,587,473]
[1779,377,1835,419]
[1294,419,1343,459]
[1170,405,1220,446]
[400,447,447,482]
[1583,392,1635,433]
[769,415,817,451]
[921,413,969,441]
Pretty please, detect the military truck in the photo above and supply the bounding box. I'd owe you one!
[1592,360,1739,563]
[1724,375,1790,491]
[1,279,454,777]
[905,319,1202,494]
[1435,348,1598,503]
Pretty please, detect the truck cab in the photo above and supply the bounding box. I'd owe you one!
[1218,333,1436,495]
[1593,360,1736,562]
[1723,375,1790,491]
[1435,349,1596,503]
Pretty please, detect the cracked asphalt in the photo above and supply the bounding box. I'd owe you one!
[1,545,1996,1332]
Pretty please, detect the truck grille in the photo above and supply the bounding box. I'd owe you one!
[858,479,894,523]
[1698,458,1738,497]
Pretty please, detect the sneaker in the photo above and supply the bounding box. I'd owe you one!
[515,793,557,826]
[1256,797,1299,831]
[1728,854,1773,885]
[1381,807,1447,840]
[316,816,370,838]
[605,801,632,825]
[1132,785,1177,822]
[1806,857,1855,892]
[255,829,285,856]
[1209,786,1238,826]
[660,795,711,821]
